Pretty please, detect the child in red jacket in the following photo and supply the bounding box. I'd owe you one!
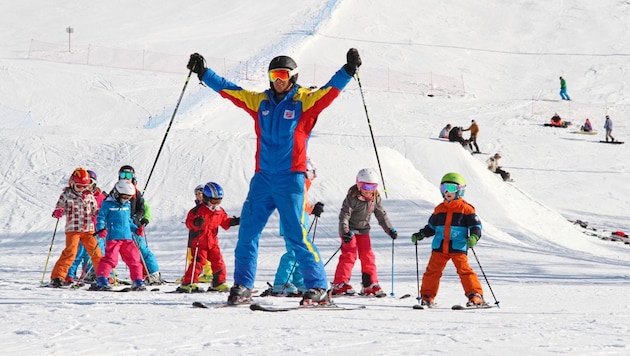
[177,182,239,293]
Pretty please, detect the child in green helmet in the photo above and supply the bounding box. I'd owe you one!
[411,172,487,308]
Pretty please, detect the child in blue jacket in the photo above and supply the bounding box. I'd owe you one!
[90,180,145,291]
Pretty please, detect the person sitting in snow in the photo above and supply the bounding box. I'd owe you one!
[438,124,452,139]
[581,118,593,132]
[448,126,468,147]
[486,153,512,181]
[549,113,568,127]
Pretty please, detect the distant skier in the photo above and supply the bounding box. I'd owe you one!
[580,118,593,132]
[604,115,615,142]
[438,124,452,139]
[462,119,480,153]
[448,126,468,147]
[559,76,571,100]
[486,153,512,182]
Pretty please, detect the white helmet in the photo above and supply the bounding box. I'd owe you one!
[356,168,379,185]
[305,157,317,180]
[114,179,136,196]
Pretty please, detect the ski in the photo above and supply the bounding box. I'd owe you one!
[192,301,254,309]
[249,302,366,312]
[452,304,494,310]
[599,140,624,144]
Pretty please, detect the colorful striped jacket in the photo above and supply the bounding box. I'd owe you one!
[200,66,352,173]
[420,198,482,254]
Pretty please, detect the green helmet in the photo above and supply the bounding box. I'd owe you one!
[441,172,466,185]
[440,172,466,199]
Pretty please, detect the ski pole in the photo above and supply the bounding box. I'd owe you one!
[354,70,388,198]
[131,233,151,282]
[75,239,102,287]
[323,244,342,268]
[143,69,194,193]
[470,247,500,308]
[390,239,395,297]
[188,242,200,294]
[40,218,60,285]
[282,217,318,293]
[413,241,422,309]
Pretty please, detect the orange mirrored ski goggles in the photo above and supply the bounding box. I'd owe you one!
[268,68,296,82]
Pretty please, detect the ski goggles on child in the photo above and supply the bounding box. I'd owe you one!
[358,182,378,191]
[268,68,296,82]
[119,171,134,180]
[440,182,463,194]
[74,184,90,191]
[120,194,133,201]
[203,197,222,205]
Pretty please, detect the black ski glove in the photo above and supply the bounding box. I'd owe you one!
[187,53,208,80]
[344,48,362,76]
[140,218,149,227]
[312,202,324,217]
[229,216,240,227]
[193,216,204,227]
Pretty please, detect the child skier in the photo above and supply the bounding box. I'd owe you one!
[178,182,239,293]
[333,168,397,297]
[186,184,214,283]
[115,165,164,285]
[65,169,106,285]
[411,172,487,307]
[48,168,103,287]
[91,179,146,291]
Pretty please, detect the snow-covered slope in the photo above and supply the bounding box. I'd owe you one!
[1,1,629,354]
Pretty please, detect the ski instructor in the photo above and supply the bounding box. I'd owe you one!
[186,48,362,306]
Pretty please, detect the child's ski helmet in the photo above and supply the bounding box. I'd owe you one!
[194,184,204,195]
[118,165,137,184]
[113,179,135,203]
[356,168,379,185]
[440,172,466,199]
[71,168,91,185]
[203,182,223,203]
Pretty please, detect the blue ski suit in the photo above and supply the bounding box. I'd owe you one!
[199,64,352,289]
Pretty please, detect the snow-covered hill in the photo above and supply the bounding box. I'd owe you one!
[1,1,629,354]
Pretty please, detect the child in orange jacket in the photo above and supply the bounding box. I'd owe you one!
[411,172,486,307]
[178,182,239,293]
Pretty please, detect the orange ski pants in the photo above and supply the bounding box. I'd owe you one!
[51,231,103,280]
[420,251,483,299]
